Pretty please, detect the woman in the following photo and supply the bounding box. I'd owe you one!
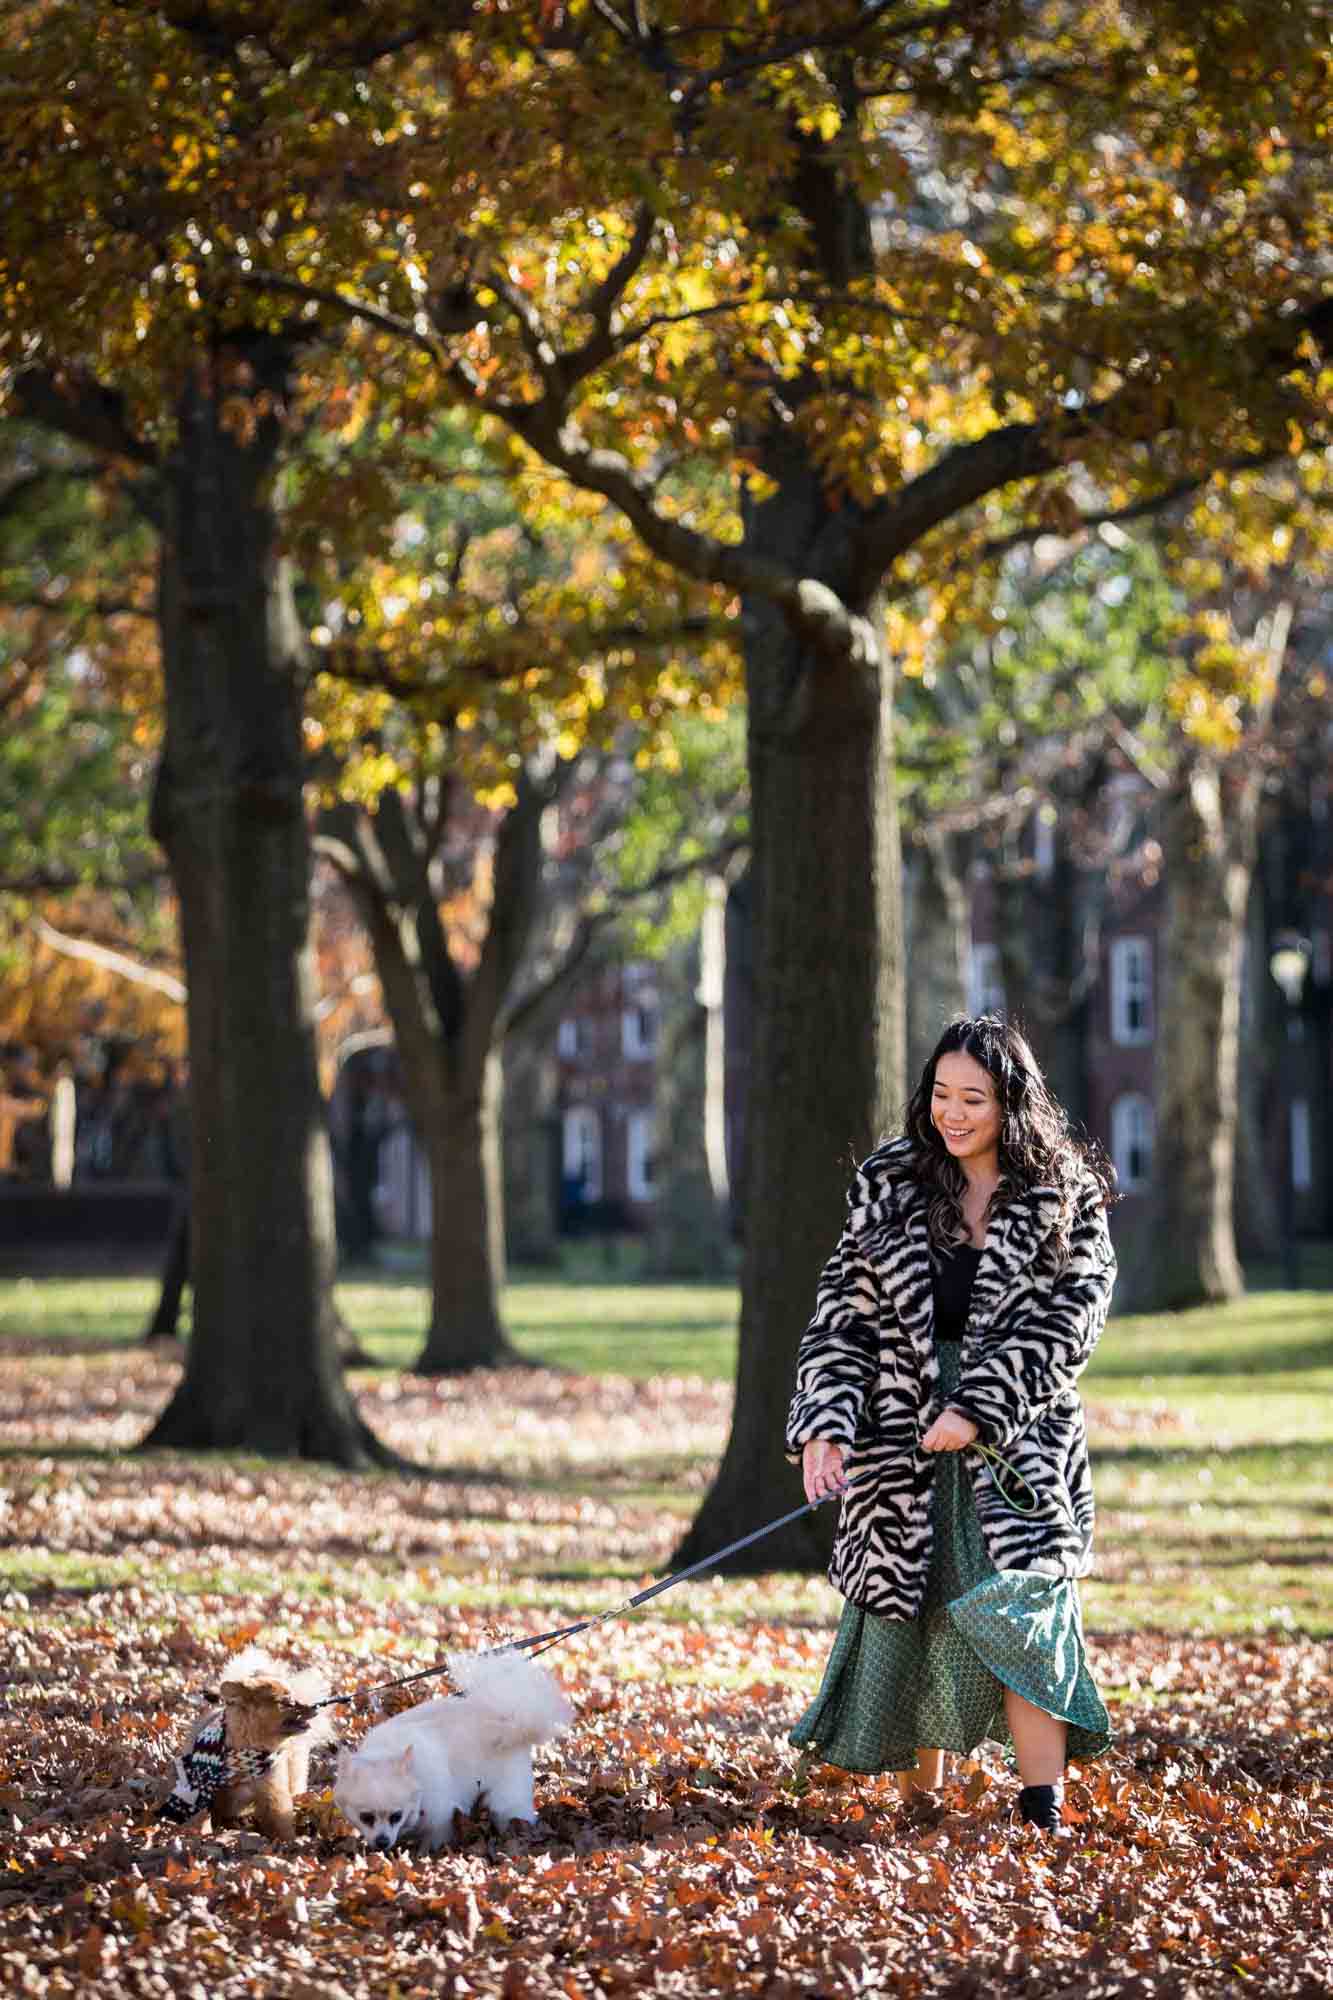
[785,1016,1117,1832]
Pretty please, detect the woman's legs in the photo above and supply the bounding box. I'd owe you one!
[896,1747,946,1799]
[1004,1687,1067,1785]
[896,1693,1066,1804]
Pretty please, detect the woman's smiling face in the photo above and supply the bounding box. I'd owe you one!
[930,1050,1002,1171]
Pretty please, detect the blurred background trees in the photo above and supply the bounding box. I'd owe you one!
[0,3,1329,1537]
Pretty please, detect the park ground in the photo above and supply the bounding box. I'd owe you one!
[1,1258,1331,1999]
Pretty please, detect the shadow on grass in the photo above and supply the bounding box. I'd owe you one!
[1092,1437,1332,1472]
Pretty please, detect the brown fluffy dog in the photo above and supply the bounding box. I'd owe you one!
[207,1646,334,1839]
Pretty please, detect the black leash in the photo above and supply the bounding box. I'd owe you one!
[302,1437,1037,1716]
[307,1487,839,1712]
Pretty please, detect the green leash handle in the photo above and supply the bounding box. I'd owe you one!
[970,1440,1041,1515]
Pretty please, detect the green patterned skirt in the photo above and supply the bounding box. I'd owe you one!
[791,1344,1112,1775]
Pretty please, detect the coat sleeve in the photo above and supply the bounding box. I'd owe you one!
[784,1198,884,1461]
[950,1186,1116,1450]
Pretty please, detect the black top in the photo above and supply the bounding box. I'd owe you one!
[931,1241,982,1343]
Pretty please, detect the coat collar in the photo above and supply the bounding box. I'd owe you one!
[879,1151,1066,1340]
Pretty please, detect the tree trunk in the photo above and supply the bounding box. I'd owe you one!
[142,1195,190,1343]
[675,452,903,1571]
[142,369,381,1464]
[414,1049,524,1371]
[322,778,545,1371]
[1150,753,1254,1308]
[643,918,732,1278]
[1038,826,1094,1130]
[1233,872,1280,1259]
[502,1029,561,1267]
[904,825,970,1084]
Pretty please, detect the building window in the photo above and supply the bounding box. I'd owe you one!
[556,1018,583,1060]
[622,996,659,1060]
[1291,1098,1313,1195]
[627,1111,656,1203]
[968,942,1004,1018]
[1110,1093,1154,1193]
[562,1106,602,1203]
[1110,935,1153,1046]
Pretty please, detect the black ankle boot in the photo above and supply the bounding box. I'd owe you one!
[1018,1783,1063,1831]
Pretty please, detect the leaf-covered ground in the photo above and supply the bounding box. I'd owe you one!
[2,1338,1332,1998]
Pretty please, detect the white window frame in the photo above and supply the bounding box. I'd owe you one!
[562,1106,603,1202]
[1110,935,1153,1046]
[1291,1098,1313,1195]
[1110,1092,1154,1193]
[626,1111,656,1203]
[968,941,1004,1018]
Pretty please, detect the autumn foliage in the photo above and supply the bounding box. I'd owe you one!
[3,1341,1331,2000]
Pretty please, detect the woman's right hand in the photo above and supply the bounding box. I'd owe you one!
[802,1439,848,1506]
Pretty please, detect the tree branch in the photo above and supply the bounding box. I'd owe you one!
[0,462,101,525]
[232,269,447,364]
[679,1,967,103]
[33,917,185,1002]
[12,371,158,469]
[856,292,1333,599]
[963,449,1288,574]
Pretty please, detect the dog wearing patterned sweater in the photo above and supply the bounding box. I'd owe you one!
[160,1647,335,1838]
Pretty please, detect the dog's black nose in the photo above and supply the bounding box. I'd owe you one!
[372,1834,392,1850]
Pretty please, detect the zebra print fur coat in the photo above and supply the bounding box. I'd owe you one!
[785,1138,1116,1619]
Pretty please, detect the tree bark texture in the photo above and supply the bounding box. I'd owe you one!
[903,826,970,1085]
[1150,753,1254,1309]
[502,1029,561,1267]
[417,1049,516,1370]
[642,924,732,1278]
[1232,875,1280,1259]
[674,446,904,1572]
[143,368,377,1464]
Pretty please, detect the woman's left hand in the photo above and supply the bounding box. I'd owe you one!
[920,1409,979,1453]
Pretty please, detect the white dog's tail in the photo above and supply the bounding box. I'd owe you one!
[446,1647,574,1755]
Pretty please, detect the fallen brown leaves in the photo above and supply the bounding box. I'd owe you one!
[0,1347,1331,1998]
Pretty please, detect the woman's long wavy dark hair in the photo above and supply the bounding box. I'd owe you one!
[899,1016,1116,1262]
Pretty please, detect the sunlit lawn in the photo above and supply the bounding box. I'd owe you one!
[2,1244,1332,1637]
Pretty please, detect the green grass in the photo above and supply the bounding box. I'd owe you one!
[0,1257,741,1380]
[2,1257,1332,1637]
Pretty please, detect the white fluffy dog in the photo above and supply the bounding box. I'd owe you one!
[334,1648,573,1850]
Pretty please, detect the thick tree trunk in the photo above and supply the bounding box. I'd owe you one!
[415,1050,522,1371]
[643,921,732,1278]
[142,371,381,1464]
[1150,755,1253,1309]
[904,826,970,1084]
[675,454,903,1571]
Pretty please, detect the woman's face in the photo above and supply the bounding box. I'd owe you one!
[930,1050,1002,1171]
